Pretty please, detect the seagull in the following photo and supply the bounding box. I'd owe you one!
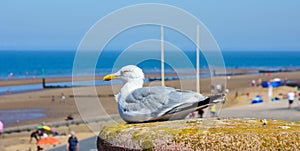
[103,65,223,123]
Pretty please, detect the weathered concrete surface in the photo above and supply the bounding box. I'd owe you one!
[97,118,300,150]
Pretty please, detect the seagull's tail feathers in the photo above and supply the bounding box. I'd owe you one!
[163,94,224,116]
[152,94,225,122]
[208,93,225,103]
[196,93,225,110]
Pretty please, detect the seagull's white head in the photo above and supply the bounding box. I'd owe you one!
[103,65,144,83]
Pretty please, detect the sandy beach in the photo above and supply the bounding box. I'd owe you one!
[1,70,300,150]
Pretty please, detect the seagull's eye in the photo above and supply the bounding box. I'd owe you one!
[122,70,129,74]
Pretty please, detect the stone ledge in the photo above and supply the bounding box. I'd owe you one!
[97,118,300,150]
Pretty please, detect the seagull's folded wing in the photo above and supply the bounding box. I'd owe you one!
[120,86,208,122]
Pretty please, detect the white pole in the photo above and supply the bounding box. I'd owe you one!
[161,26,165,86]
[196,25,200,93]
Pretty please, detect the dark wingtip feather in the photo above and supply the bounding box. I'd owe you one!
[198,94,225,107]
[209,94,225,102]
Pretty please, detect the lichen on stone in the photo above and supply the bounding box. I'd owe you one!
[98,118,300,150]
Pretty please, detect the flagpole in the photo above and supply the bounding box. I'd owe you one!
[196,25,200,93]
[161,26,165,86]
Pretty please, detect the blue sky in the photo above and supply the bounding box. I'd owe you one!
[0,0,299,51]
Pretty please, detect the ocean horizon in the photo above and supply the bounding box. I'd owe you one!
[0,50,299,80]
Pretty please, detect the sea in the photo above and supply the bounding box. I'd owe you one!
[0,50,299,125]
[0,50,299,79]
[1,50,300,95]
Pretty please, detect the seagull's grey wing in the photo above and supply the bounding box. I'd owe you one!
[122,86,174,113]
[162,89,208,115]
[121,86,208,122]
[149,89,209,119]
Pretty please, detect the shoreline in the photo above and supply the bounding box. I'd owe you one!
[0,67,292,95]
[1,69,298,85]
[0,67,279,86]
[0,68,249,95]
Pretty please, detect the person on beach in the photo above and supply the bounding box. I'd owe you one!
[189,112,196,118]
[198,109,204,118]
[209,103,217,117]
[235,91,239,98]
[283,77,288,86]
[257,78,262,87]
[65,114,74,121]
[51,95,55,102]
[29,130,43,150]
[0,120,3,135]
[211,85,215,94]
[251,80,256,87]
[60,92,66,101]
[67,131,79,151]
[298,92,300,110]
[216,84,222,93]
[298,92,300,111]
[287,91,295,109]
[29,129,41,143]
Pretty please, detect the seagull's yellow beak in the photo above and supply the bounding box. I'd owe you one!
[103,74,117,81]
